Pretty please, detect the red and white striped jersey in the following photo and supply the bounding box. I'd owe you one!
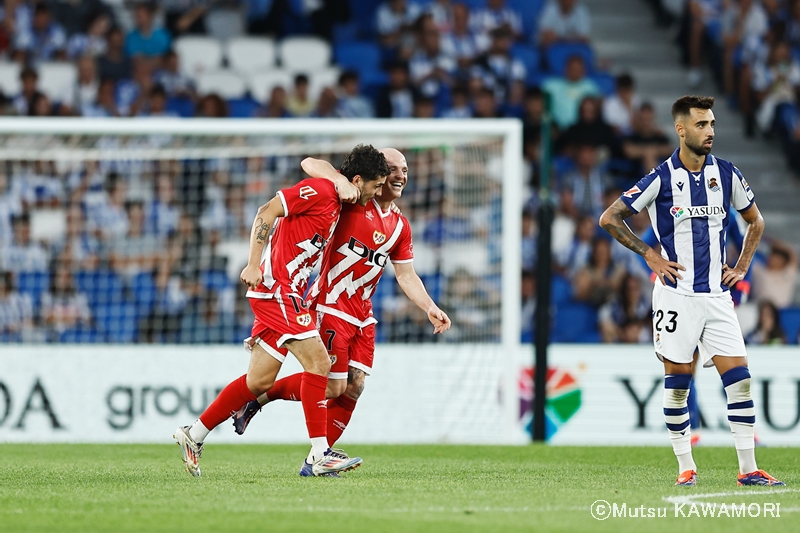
[309,199,413,326]
[246,178,340,300]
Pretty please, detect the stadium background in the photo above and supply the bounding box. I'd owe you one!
[0,0,799,447]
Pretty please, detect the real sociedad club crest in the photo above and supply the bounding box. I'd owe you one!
[373,231,386,245]
[707,176,720,192]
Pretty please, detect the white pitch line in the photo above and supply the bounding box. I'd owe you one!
[664,488,800,505]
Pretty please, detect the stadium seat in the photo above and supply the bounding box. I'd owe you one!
[16,271,49,311]
[511,44,540,76]
[0,61,21,97]
[545,43,595,76]
[551,274,572,305]
[37,62,77,104]
[206,8,245,42]
[201,269,232,291]
[332,21,360,44]
[779,308,800,344]
[175,36,223,79]
[347,0,381,39]
[551,302,599,342]
[590,72,616,96]
[508,0,546,38]
[131,271,156,319]
[334,42,381,75]
[225,37,276,74]
[227,96,260,117]
[197,69,247,99]
[166,96,195,117]
[75,270,124,310]
[248,69,295,103]
[278,36,331,71]
[95,301,138,343]
[59,326,100,344]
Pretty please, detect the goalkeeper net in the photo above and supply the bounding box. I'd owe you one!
[0,119,522,347]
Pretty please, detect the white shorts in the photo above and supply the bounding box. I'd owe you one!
[652,283,746,368]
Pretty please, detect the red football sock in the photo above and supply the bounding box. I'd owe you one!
[266,373,303,401]
[300,372,328,439]
[326,395,357,447]
[199,374,256,430]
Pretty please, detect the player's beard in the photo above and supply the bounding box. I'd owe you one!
[686,135,713,157]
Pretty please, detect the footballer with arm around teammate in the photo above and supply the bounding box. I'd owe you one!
[173,145,387,478]
[231,148,451,456]
[599,95,782,487]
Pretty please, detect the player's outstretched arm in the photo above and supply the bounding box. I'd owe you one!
[599,198,686,285]
[300,157,359,204]
[240,196,285,290]
[393,261,451,334]
[723,202,765,287]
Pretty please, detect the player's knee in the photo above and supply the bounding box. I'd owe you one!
[246,372,275,395]
[306,352,331,376]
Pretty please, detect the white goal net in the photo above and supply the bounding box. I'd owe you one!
[0,119,522,348]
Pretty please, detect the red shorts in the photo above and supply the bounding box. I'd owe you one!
[244,295,318,362]
[317,312,375,380]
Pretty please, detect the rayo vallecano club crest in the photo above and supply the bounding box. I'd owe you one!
[373,231,386,245]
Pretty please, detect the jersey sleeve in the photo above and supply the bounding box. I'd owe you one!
[277,178,337,217]
[390,216,414,264]
[619,170,661,214]
[731,165,755,212]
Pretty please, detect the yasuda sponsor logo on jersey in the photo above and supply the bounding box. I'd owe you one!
[671,205,726,219]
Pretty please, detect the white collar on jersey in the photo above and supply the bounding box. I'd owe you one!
[371,198,393,218]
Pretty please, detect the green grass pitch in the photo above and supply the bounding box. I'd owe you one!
[1,444,798,533]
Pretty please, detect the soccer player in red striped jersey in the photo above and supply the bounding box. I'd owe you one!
[231,148,451,461]
[173,144,389,478]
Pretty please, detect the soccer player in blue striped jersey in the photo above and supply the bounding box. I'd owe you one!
[599,95,783,487]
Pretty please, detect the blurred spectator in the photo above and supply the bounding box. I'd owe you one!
[138,84,178,117]
[180,290,235,343]
[750,238,798,309]
[154,50,196,99]
[556,214,594,277]
[721,0,768,101]
[572,236,625,306]
[472,86,499,118]
[145,176,181,238]
[97,26,132,83]
[684,0,724,87]
[50,0,114,38]
[0,172,23,247]
[470,0,523,42]
[598,272,651,343]
[542,54,601,129]
[28,91,54,117]
[246,0,286,36]
[427,0,455,33]
[83,78,121,117]
[520,269,536,342]
[51,204,101,271]
[441,267,499,342]
[752,40,800,134]
[67,11,111,59]
[336,70,374,118]
[163,0,212,37]
[195,93,229,117]
[73,56,100,113]
[522,87,559,164]
[40,264,92,340]
[622,102,673,175]
[139,260,190,343]
[126,2,172,59]
[286,74,315,117]
[556,96,617,155]
[602,73,641,136]
[422,197,475,246]
[376,61,415,118]
[83,172,128,240]
[13,3,67,62]
[13,67,39,116]
[0,270,34,342]
[260,85,290,118]
[376,0,423,52]
[538,0,591,48]
[441,2,489,81]
[521,208,538,272]
[311,87,338,118]
[441,83,471,118]
[408,15,454,98]
[117,56,156,116]
[0,214,49,275]
[110,201,163,280]
[558,144,611,219]
[746,300,787,345]
[472,26,526,105]
[412,93,436,117]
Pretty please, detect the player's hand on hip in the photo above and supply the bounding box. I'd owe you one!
[721,264,746,287]
[644,248,685,285]
[427,306,451,334]
[240,264,262,290]
[336,179,359,204]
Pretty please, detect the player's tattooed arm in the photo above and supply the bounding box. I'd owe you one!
[241,196,285,290]
[254,216,271,245]
[598,199,649,256]
[600,199,686,285]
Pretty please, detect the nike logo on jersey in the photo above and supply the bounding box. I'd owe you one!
[676,182,684,191]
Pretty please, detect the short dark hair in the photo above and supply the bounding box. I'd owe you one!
[339,144,389,183]
[338,70,359,85]
[671,95,714,121]
[294,73,309,85]
[616,73,634,90]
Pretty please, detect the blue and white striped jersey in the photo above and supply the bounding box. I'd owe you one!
[620,149,755,296]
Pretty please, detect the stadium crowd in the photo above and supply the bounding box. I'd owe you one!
[0,0,798,345]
